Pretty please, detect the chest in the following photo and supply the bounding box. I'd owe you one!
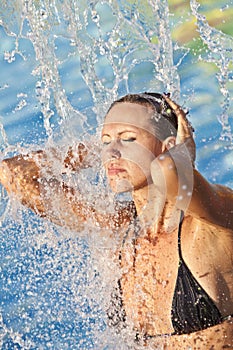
[120,230,180,334]
[120,233,179,282]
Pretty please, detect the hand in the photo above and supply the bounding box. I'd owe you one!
[0,153,44,213]
[63,143,88,171]
[162,94,196,166]
[63,141,101,172]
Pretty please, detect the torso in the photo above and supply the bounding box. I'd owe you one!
[119,214,233,336]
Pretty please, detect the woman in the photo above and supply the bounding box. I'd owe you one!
[0,93,232,349]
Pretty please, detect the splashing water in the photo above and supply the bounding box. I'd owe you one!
[0,0,232,349]
[190,0,233,144]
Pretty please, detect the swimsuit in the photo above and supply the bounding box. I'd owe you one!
[107,212,225,336]
[171,215,222,334]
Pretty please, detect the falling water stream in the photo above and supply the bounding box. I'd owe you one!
[0,0,232,349]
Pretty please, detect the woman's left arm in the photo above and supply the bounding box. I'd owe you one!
[151,95,233,230]
[147,318,233,350]
[167,318,233,350]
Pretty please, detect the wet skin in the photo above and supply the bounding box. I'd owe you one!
[0,96,232,349]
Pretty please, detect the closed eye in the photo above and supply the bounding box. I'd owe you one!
[101,135,111,145]
[122,137,136,142]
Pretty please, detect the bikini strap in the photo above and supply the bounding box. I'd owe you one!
[177,210,184,259]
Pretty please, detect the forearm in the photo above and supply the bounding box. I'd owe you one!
[0,151,130,231]
[145,319,233,350]
[151,145,194,212]
[0,151,89,227]
[39,177,88,229]
[0,142,92,199]
[168,319,233,350]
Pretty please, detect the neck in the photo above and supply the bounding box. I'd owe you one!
[132,182,164,220]
[132,183,180,234]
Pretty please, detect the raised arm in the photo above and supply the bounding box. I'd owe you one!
[0,144,132,231]
[151,95,233,230]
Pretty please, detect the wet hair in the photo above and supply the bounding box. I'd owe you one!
[107,92,178,141]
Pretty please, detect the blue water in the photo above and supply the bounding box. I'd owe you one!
[0,1,232,349]
[0,213,108,349]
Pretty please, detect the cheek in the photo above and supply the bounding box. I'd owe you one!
[101,147,107,166]
[124,143,156,171]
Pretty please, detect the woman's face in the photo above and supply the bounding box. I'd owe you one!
[101,102,163,193]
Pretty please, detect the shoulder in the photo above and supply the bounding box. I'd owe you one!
[182,214,233,253]
[181,215,233,283]
[212,183,233,199]
[182,214,233,236]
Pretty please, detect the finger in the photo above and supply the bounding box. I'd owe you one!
[163,94,187,118]
[162,94,194,141]
[162,94,196,164]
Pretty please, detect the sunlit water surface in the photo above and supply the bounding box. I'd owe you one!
[0,0,232,349]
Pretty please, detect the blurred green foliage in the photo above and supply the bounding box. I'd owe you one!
[168,0,233,53]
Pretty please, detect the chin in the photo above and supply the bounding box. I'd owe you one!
[109,178,134,194]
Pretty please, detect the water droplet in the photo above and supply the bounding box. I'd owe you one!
[4,50,15,63]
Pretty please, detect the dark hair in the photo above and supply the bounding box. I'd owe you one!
[107,92,178,140]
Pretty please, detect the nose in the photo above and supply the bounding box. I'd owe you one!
[101,141,121,163]
[110,148,121,159]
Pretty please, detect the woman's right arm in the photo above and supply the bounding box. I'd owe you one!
[0,146,131,231]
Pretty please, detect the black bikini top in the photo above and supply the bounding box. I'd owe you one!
[171,214,222,334]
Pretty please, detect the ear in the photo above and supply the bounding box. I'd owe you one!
[161,136,176,152]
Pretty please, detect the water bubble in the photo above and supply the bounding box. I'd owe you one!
[162,280,168,287]
[40,9,47,19]
[15,99,27,111]
[99,46,106,55]
[220,4,229,12]
[4,50,16,63]
[91,10,100,23]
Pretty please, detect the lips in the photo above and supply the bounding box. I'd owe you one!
[107,164,126,176]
